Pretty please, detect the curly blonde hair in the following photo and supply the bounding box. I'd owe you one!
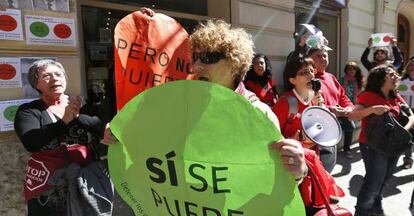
[189,19,254,85]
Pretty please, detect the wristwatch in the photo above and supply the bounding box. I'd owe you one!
[295,165,309,184]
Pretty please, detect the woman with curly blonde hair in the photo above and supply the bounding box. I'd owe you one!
[102,19,308,189]
[189,19,308,186]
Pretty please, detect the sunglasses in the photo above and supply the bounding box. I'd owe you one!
[193,52,225,64]
[347,66,357,70]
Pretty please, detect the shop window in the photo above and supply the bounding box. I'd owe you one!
[81,5,199,122]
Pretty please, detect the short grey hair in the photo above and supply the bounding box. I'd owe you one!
[27,59,67,93]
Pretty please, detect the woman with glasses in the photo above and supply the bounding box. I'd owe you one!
[14,59,108,215]
[272,57,322,141]
[341,61,364,104]
[244,54,279,107]
[348,65,414,216]
[338,61,363,159]
[273,57,346,215]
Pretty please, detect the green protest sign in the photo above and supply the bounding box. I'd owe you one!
[108,80,305,216]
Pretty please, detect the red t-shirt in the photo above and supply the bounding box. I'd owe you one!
[272,91,314,138]
[315,72,353,109]
[357,91,405,144]
[244,80,277,107]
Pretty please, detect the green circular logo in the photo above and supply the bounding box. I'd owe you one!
[373,36,381,43]
[3,105,18,122]
[108,80,305,216]
[306,39,318,47]
[399,84,408,92]
[30,22,49,37]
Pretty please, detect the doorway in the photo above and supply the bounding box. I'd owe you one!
[398,13,410,65]
[295,2,341,76]
[79,1,207,123]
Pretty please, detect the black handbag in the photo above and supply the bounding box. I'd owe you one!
[399,103,414,137]
[365,112,412,156]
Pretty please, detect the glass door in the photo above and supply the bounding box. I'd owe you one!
[80,1,206,123]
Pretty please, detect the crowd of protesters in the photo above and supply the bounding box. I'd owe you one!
[12,7,413,216]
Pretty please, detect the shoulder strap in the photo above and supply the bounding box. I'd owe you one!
[280,95,299,136]
[285,95,298,123]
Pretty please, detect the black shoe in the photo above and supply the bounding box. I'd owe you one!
[344,150,353,159]
[403,157,413,169]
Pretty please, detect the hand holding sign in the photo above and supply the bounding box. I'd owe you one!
[108,80,305,216]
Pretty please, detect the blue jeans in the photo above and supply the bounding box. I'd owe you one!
[355,144,399,216]
[338,117,355,151]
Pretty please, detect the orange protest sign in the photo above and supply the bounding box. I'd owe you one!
[114,11,193,110]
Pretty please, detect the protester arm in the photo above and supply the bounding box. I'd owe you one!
[360,47,373,71]
[392,46,403,70]
[348,104,389,121]
[14,106,68,152]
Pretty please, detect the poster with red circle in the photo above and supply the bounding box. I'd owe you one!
[0,58,22,88]
[0,9,23,41]
[25,15,76,46]
[371,33,393,47]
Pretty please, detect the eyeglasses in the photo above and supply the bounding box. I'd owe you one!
[193,52,225,64]
[38,71,65,81]
[296,68,314,76]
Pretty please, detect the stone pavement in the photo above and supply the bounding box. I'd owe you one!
[332,144,414,216]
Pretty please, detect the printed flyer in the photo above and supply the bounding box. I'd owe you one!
[0,57,21,88]
[0,98,34,131]
[25,15,76,46]
[0,8,23,41]
[399,80,414,108]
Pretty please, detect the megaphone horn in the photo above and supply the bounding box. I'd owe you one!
[300,106,342,147]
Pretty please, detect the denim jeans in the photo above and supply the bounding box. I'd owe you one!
[338,117,355,152]
[355,144,399,216]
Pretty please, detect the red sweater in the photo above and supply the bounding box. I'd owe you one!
[244,80,277,107]
[272,91,314,138]
[357,91,405,144]
[315,72,353,109]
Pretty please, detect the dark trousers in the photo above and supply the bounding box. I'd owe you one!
[355,144,399,216]
[28,196,66,216]
[319,145,337,173]
[338,117,356,151]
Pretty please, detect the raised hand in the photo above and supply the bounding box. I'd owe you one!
[61,96,81,124]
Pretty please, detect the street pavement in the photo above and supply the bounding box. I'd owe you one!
[332,144,414,216]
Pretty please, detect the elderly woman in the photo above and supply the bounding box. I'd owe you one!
[349,65,414,216]
[244,54,279,107]
[102,20,307,184]
[14,59,105,215]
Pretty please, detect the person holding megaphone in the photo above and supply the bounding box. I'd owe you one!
[273,56,325,143]
[272,56,345,215]
[272,56,347,215]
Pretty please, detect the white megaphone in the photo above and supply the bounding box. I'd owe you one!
[300,106,342,147]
